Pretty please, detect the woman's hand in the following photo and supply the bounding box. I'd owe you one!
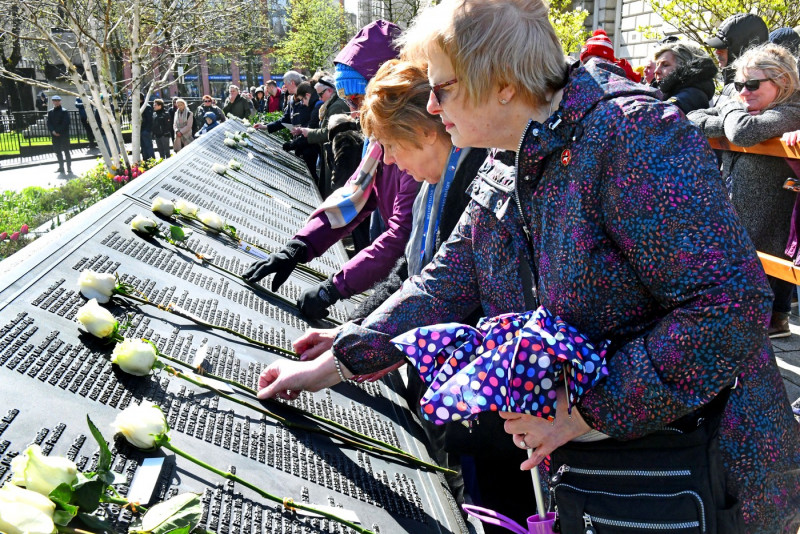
[499,388,592,470]
[782,130,800,147]
[293,327,342,361]
[257,351,348,400]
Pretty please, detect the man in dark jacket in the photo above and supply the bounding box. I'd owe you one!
[705,13,768,103]
[151,98,171,159]
[46,95,71,174]
[222,85,250,119]
[139,94,155,160]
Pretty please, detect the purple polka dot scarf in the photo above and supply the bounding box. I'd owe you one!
[391,306,610,425]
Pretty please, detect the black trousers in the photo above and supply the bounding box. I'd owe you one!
[52,135,71,169]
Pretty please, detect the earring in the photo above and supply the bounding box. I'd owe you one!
[499,99,508,105]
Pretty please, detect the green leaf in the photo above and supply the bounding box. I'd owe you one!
[49,482,79,525]
[165,526,192,534]
[129,493,203,534]
[224,224,237,239]
[72,476,106,513]
[53,509,78,526]
[87,415,112,473]
[169,226,187,242]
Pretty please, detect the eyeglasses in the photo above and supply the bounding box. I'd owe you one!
[734,78,772,92]
[317,91,326,97]
[431,77,458,106]
[203,99,212,102]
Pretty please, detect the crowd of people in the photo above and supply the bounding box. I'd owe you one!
[240,4,800,534]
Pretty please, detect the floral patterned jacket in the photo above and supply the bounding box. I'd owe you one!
[333,59,800,532]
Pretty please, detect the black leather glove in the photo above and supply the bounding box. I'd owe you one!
[297,278,341,320]
[282,141,293,152]
[241,239,307,291]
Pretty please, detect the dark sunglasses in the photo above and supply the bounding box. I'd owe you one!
[734,78,772,92]
[203,99,212,102]
[317,91,326,97]
[431,77,458,105]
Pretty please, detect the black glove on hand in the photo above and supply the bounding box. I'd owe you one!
[282,141,293,152]
[241,239,307,291]
[297,278,341,321]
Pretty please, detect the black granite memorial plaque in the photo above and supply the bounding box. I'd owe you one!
[0,122,468,533]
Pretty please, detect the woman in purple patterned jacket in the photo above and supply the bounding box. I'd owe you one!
[257,1,800,531]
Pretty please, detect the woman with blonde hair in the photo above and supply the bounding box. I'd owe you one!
[260,2,800,532]
[689,43,800,340]
[171,98,193,152]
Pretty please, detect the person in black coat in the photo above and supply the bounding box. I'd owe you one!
[151,98,171,159]
[653,41,718,114]
[46,95,71,174]
[139,94,155,160]
[278,82,322,183]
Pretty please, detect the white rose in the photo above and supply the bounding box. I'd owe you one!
[237,138,249,147]
[112,401,168,449]
[198,211,224,230]
[224,131,235,139]
[241,119,251,126]
[228,159,242,170]
[111,339,157,376]
[10,444,77,496]
[0,485,56,534]
[175,199,199,217]
[77,270,116,303]
[223,138,236,147]
[131,215,158,233]
[211,163,227,175]
[76,299,118,338]
[247,127,256,134]
[151,197,175,217]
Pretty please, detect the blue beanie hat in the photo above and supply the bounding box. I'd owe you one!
[334,63,367,97]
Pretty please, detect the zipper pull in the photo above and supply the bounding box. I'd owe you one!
[583,513,596,534]
[552,508,561,533]
[550,464,569,484]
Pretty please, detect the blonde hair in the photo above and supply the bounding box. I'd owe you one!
[733,42,800,108]
[399,0,567,107]
[360,59,447,149]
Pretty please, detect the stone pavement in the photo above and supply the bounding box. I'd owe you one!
[0,146,106,193]
[1,151,799,413]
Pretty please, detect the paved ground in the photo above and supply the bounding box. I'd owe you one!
[0,146,107,193]
[1,152,799,412]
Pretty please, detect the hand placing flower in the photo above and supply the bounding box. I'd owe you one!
[111,338,158,376]
[76,298,119,339]
[0,484,56,534]
[198,211,224,230]
[175,199,198,217]
[151,197,175,217]
[10,444,78,496]
[131,214,158,234]
[112,401,169,450]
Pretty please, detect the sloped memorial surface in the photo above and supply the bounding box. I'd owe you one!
[0,122,466,533]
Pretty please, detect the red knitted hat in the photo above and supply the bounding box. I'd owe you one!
[580,29,616,63]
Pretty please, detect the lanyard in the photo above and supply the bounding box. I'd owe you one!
[419,147,461,266]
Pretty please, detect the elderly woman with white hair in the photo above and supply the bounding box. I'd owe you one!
[258,1,800,532]
[689,43,800,340]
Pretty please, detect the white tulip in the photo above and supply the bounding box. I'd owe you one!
[10,444,77,496]
[0,484,56,534]
[76,299,118,338]
[77,270,116,303]
[131,215,158,233]
[175,199,198,217]
[111,339,157,376]
[223,138,237,147]
[198,211,224,230]
[211,163,227,175]
[228,159,242,170]
[112,401,169,449]
[151,197,175,217]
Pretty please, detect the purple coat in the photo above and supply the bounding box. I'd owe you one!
[294,163,419,297]
[333,60,800,532]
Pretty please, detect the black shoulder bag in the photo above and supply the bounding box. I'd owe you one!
[548,389,745,534]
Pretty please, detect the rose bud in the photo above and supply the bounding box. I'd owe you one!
[20,224,29,235]
[111,339,157,376]
[77,270,117,303]
[198,211,224,230]
[75,298,118,338]
[175,199,199,217]
[131,215,158,233]
[10,444,77,496]
[0,484,56,534]
[151,196,175,217]
[111,401,168,449]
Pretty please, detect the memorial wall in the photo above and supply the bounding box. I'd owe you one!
[0,122,468,533]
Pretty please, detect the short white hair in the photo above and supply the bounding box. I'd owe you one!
[400,0,567,107]
[283,71,303,86]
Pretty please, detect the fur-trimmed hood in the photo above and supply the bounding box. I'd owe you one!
[657,55,718,101]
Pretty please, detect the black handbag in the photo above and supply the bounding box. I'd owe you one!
[549,390,745,534]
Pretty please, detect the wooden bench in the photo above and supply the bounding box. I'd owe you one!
[708,137,800,285]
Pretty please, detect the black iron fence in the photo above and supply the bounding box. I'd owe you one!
[0,109,133,159]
